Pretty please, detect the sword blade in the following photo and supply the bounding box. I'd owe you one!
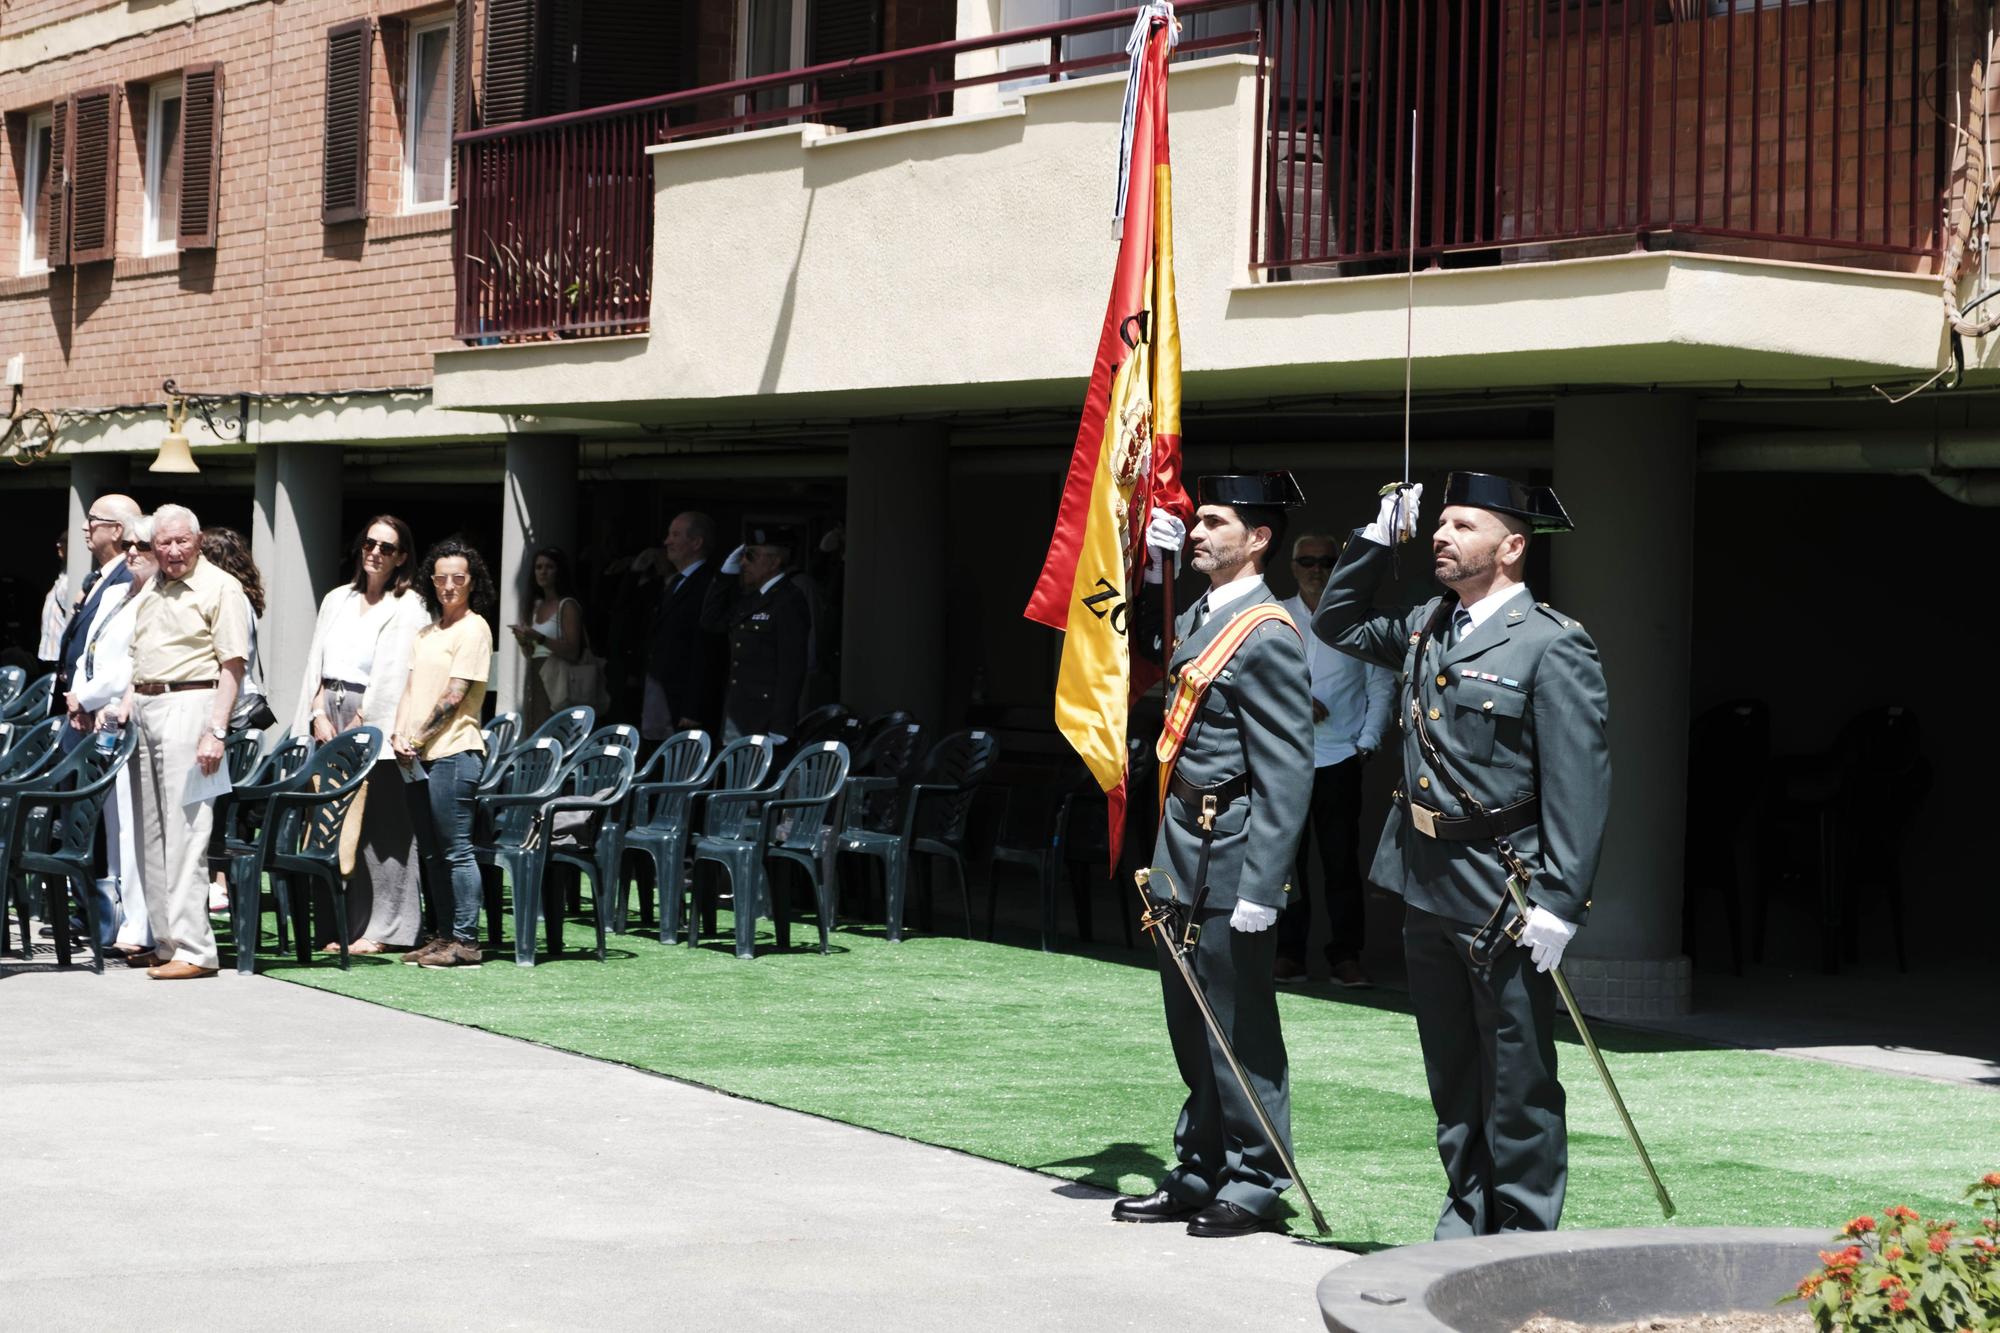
[1503,877,1676,1220]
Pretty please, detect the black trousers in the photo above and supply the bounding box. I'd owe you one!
[1154,907,1294,1220]
[1277,754,1366,964]
[1402,901,1567,1238]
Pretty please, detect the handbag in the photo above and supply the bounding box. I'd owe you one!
[536,599,611,712]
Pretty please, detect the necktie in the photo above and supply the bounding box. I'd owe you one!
[1451,607,1473,646]
[1189,596,1210,633]
[668,572,686,596]
[74,566,102,611]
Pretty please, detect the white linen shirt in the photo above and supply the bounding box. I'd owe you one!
[1281,592,1394,767]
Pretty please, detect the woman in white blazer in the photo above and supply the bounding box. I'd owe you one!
[289,515,433,954]
[74,517,155,957]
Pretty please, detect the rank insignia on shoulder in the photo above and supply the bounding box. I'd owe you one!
[1507,608,1525,620]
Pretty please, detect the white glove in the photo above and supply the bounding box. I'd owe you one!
[721,543,747,574]
[1230,899,1278,933]
[1143,508,1186,584]
[1517,905,1577,974]
[1360,482,1423,546]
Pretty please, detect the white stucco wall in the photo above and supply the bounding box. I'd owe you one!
[433,56,1951,423]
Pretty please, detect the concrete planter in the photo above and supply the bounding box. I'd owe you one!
[1318,1227,1827,1333]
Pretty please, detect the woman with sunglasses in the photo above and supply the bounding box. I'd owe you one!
[288,515,433,955]
[393,538,494,969]
[73,518,158,958]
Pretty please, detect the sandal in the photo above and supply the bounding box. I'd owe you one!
[349,939,387,955]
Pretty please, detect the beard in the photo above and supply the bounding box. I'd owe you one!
[1434,543,1495,585]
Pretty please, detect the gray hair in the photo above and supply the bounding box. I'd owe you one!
[1291,532,1337,554]
[152,503,201,536]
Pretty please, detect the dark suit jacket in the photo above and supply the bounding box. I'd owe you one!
[55,561,133,693]
[646,560,724,734]
[701,571,811,738]
[1313,533,1611,927]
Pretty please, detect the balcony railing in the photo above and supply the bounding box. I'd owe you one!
[455,0,1957,343]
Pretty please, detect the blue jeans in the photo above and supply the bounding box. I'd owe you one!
[422,750,483,942]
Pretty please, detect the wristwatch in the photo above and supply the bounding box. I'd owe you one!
[208,725,228,741]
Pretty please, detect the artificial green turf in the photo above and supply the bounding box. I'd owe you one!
[259,916,2000,1248]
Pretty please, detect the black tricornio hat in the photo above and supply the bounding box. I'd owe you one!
[1442,472,1574,534]
[1197,472,1307,509]
[741,520,806,552]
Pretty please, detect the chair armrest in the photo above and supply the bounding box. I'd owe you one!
[756,794,835,847]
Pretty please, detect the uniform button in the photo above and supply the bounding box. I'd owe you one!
[1417,776,1430,790]
[1482,700,1494,711]
[1427,708,1440,721]
[1435,674,1448,687]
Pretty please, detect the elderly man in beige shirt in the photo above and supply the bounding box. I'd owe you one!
[109,504,248,979]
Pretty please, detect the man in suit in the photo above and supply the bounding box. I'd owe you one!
[1313,473,1611,1239]
[701,522,812,743]
[643,511,724,740]
[1112,473,1314,1239]
[56,493,142,750]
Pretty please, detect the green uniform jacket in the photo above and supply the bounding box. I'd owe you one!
[1151,582,1315,912]
[1311,535,1611,927]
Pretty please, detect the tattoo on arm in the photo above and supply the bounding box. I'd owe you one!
[409,679,471,747]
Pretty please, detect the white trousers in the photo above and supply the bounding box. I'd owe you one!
[130,689,219,968]
[105,768,153,949]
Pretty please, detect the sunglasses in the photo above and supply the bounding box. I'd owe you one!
[361,537,399,554]
[82,514,117,531]
[431,572,470,587]
[120,541,153,553]
[1292,555,1335,569]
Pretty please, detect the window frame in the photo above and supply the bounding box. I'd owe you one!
[401,13,456,214]
[141,76,184,258]
[736,0,808,112]
[19,108,53,275]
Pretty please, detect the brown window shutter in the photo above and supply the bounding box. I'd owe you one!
[480,0,543,126]
[177,63,224,250]
[577,0,687,109]
[454,0,477,135]
[808,0,881,133]
[323,18,371,224]
[45,98,69,268]
[66,86,119,264]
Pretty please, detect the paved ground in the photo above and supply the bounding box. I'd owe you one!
[1,964,1348,1330]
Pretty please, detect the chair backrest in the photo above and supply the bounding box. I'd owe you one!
[37,726,141,862]
[276,727,381,859]
[572,723,641,769]
[914,729,1001,842]
[0,672,55,723]
[860,709,915,746]
[0,717,65,785]
[861,722,924,780]
[0,721,14,753]
[631,730,712,830]
[556,736,638,834]
[0,664,24,706]
[252,733,316,787]
[224,728,266,783]
[478,712,521,785]
[698,734,777,838]
[791,704,852,747]
[769,741,851,847]
[488,738,564,844]
[523,706,594,756]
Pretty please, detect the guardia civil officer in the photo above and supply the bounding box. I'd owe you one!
[1313,474,1610,1238]
[1112,473,1314,1239]
[700,523,812,743]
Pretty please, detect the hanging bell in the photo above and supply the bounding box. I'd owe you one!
[150,392,199,473]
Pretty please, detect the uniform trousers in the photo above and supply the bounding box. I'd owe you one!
[1154,906,1294,1219]
[1403,901,1567,1238]
[1278,754,1367,965]
[130,689,220,969]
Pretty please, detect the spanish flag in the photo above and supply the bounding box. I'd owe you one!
[1023,1,1190,862]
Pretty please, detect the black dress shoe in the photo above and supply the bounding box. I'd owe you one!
[1111,1189,1201,1223]
[1186,1201,1278,1238]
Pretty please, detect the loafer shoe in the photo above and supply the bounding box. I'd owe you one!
[123,950,163,969]
[1186,1201,1278,1238]
[1111,1189,1201,1224]
[147,961,218,980]
[1328,959,1372,989]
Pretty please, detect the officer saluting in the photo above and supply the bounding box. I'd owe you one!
[1313,473,1610,1239]
[701,522,813,743]
[1112,472,1314,1239]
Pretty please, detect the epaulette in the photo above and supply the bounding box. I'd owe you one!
[1533,601,1581,632]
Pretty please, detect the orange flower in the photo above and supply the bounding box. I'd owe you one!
[1879,1276,1905,1291]
[1888,1291,1909,1313]
[1981,1171,2000,1188]
[1886,1205,1920,1222]
[1797,1276,1823,1297]
[1931,1232,1951,1254]
[1845,1216,1879,1237]
[1884,1246,1905,1261]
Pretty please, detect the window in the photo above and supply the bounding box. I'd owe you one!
[143,79,183,256]
[19,110,53,274]
[738,0,806,114]
[403,16,454,211]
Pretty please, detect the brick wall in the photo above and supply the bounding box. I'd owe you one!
[0,0,458,415]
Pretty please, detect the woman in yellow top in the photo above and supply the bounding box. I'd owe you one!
[391,538,495,970]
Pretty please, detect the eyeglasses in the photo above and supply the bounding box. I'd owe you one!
[431,572,470,587]
[361,538,399,554]
[119,541,153,553]
[1292,555,1336,569]
[82,514,116,531]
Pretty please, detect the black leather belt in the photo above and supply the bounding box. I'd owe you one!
[1394,790,1539,841]
[133,680,215,696]
[1168,771,1249,810]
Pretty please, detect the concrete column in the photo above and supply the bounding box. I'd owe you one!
[842,424,948,727]
[253,443,344,728]
[1551,394,1696,1019]
[497,435,578,716]
[953,0,1005,114]
[65,453,126,594]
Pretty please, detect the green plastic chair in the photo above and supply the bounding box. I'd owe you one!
[692,741,850,959]
[5,727,140,972]
[478,734,635,965]
[235,727,379,974]
[609,729,712,936]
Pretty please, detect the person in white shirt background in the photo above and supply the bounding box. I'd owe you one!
[1277,532,1394,988]
[74,517,157,958]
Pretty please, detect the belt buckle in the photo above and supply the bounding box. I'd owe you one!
[1409,803,1438,838]
[1198,794,1217,833]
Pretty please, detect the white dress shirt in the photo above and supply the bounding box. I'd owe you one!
[1282,593,1394,767]
[1189,568,1265,624]
[1458,582,1531,633]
